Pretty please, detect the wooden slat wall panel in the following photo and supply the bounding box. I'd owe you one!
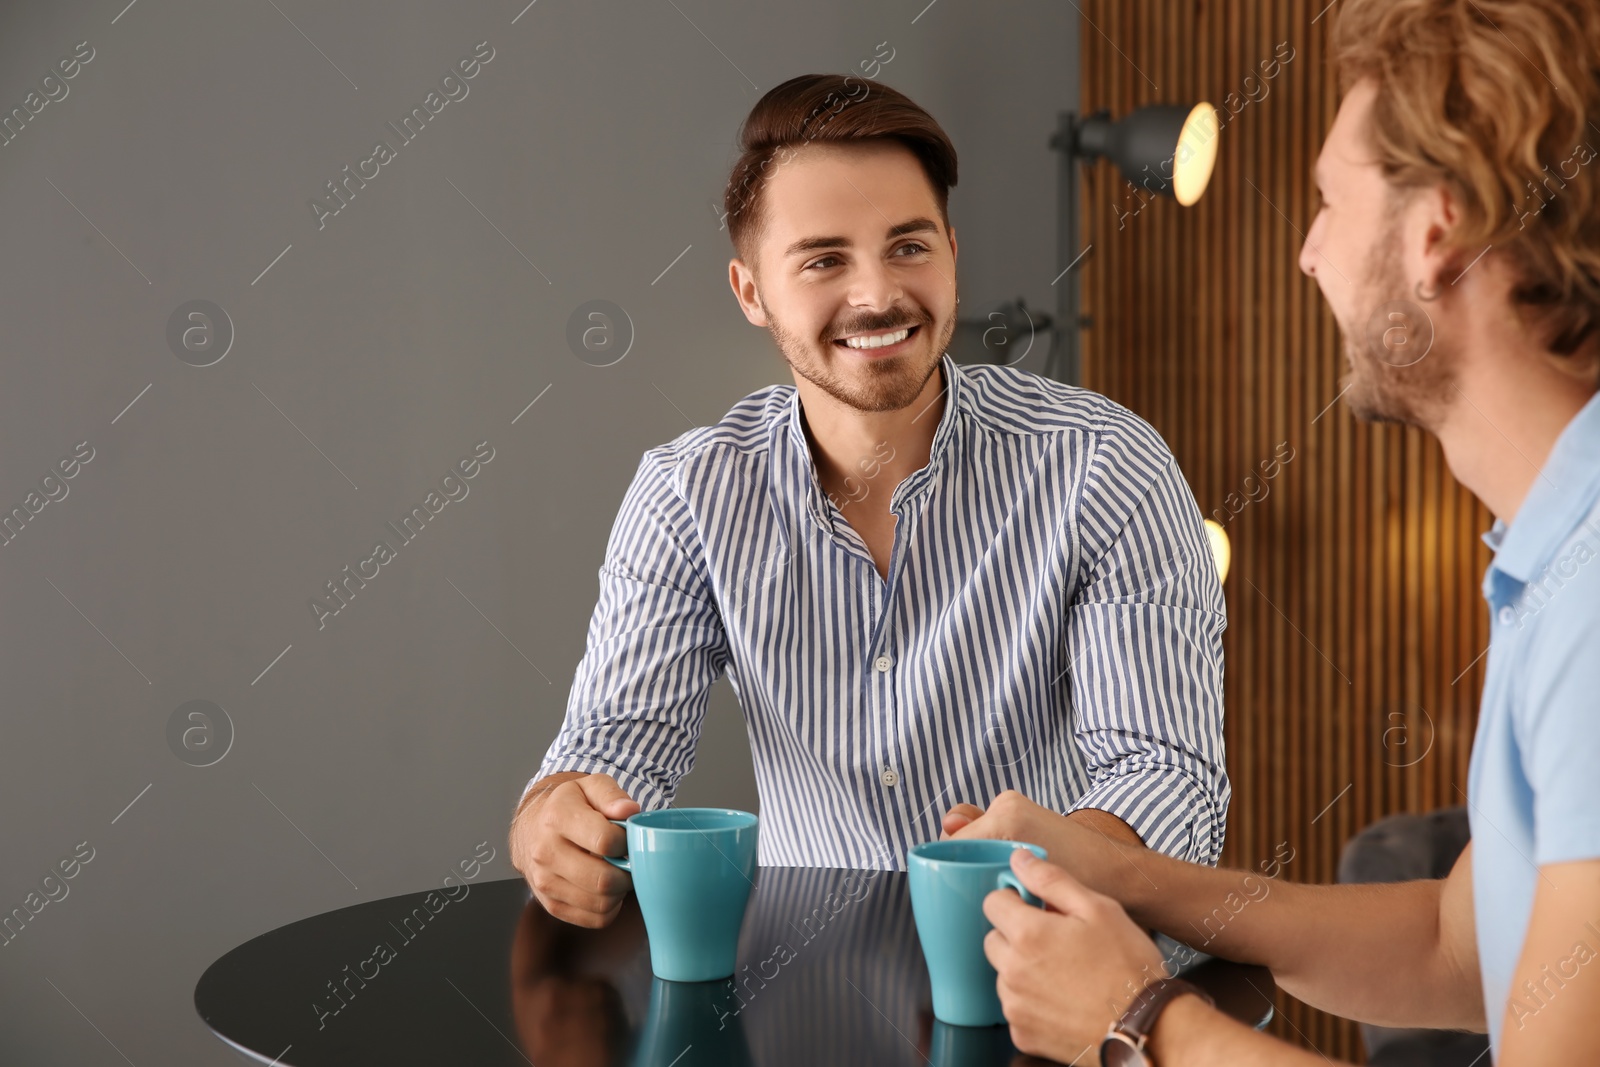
[1078,1,1494,1059]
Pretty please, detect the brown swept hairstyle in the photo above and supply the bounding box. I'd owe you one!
[722,73,958,269]
[1333,0,1600,371]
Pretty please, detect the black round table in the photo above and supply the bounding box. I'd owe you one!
[195,867,1276,1066]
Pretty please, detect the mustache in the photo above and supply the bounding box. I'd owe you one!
[829,314,928,340]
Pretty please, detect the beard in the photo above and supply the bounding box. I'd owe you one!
[763,296,955,414]
[1341,219,1455,428]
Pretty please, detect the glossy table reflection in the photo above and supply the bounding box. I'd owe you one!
[195,867,1276,1066]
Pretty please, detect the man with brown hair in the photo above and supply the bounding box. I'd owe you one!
[955,0,1600,1063]
[510,73,1231,928]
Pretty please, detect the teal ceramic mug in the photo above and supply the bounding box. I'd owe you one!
[603,808,759,982]
[907,839,1047,1027]
[930,1018,1021,1066]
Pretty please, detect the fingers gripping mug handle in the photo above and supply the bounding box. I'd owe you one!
[602,818,631,872]
[997,870,1043,908]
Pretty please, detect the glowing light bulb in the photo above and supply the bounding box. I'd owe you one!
[1203,518,1232,584]
[1173,102,1220,207]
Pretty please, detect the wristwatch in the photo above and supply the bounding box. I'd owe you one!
[1099,976,1213,1066]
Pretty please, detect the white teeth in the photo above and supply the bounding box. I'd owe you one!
[843,327,911,349]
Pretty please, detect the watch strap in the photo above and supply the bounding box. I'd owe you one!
[1117,976,1213,1040]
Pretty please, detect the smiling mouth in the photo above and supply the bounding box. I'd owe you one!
[832,324,921,353]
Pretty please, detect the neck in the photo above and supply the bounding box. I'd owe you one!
[796,362,948,511]
[1432,348,1594,525]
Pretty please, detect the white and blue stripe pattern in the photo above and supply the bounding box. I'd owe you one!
[532,352,1229,869]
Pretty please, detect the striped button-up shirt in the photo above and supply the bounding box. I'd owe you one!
[532,352,1229,869]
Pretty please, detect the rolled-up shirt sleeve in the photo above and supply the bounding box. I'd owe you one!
[1065,421,1230,866]
[526,448,730,811]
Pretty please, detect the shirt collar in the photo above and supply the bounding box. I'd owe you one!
[776,352,966,534]
[1481,389,1600,599]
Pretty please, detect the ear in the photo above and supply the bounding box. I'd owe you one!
[948,223,957,266]
[728,257,768,326]
[1413,182,1467,291]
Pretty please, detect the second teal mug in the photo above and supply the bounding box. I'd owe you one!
[604,808,759,982]
[907,839,1047,1027]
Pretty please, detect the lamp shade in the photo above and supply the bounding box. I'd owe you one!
[1076,102,1219,205]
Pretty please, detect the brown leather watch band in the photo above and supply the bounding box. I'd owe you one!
[1100,976,1214,1066]
[1123,976,1212,1038]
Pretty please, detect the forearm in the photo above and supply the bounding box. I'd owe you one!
[1148,991,1351,1067]
[1113,849,1476,1028]
[1068,806,1146,848]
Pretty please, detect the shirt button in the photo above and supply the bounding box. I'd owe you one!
[874,655,893,672]
[880,766,899,787]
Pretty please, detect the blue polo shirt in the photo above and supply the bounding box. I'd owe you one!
[1469,388,1600,1056]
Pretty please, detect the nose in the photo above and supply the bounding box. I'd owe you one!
[1299,215,1323,278]
[1298,239,1318,278]
[848,256,908,316]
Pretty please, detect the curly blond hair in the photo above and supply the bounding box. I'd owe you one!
[1334,0,1600,371]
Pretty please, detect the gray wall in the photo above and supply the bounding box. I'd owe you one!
[0,1,1078,1061]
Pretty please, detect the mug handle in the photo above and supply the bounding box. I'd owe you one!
[997,870,1043,908]
[602,818,631,872]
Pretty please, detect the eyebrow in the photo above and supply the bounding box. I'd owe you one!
[784,217,942,258]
